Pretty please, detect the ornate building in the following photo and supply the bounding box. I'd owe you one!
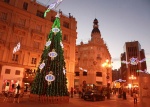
[75,18,111,91]
[0,0,77,92]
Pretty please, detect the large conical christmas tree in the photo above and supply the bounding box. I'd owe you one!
[31,13,69,97]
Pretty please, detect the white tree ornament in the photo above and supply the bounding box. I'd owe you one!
[39,62,45,70]
[48,49,57,60]
[45,71,55,85]
[60,41,64,48]
[45,40,51,47]
[52,27,60,33]
[63,68,66,75]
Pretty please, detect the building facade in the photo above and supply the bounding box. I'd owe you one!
[120,41,147,88]
[75,18,112,91]
[0,0,77,92]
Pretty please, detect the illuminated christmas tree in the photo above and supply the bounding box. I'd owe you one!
[31,13,69,97]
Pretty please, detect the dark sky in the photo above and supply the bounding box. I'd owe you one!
[37,0,150,70]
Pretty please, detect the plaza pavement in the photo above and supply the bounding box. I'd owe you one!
[0,93,145,107]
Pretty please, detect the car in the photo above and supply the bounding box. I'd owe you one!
[83,90,105,101]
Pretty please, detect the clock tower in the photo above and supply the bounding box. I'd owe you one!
[91,18,102,43]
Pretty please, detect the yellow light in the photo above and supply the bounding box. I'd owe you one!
[128,84,132,88]
[106,59,109,62]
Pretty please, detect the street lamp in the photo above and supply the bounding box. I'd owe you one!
[129,75,136,96]
[102,59,112,99]
[129,75,136,88]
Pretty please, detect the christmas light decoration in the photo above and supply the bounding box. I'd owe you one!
[44,0,63,17]
[121,57,146,65]
[13,42,20,53]
[115,79,126,82]
[137,69,150,74]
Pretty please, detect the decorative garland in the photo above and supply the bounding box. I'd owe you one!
[13,42,20,53]
[137,69,150,74]
[79,67,87,72]
[121,57,146,65]
[115,79,126,82]
[44,0,63,17]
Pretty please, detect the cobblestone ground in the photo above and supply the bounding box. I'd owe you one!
[0,93,147,107]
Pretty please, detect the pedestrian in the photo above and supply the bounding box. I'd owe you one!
[70,87,73,98]
[123,90,126,100]
[16,84,20,94]
[25,85,28,92]
[133,92,137,104]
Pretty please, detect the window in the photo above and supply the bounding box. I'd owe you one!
[31,58,37,64]
[4,0,10,3]
[5,69,10,74]
[36,10,44,18]
[18,18,26,26]
[33,41,40,49]
[63,34,68,41]
[23,2,28,10]
[15,70,20,75]
[75,72,80,76]
[96,72,102,77]
[83,72,87,76]
[51,16,55,22]
[63,22,69,28]
[36,24,42,32]
[0,12,7,20]
[12,54,19,61]
[96,81,102,85]
[97,54,101,60]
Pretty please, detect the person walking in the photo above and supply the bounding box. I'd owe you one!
[133,92,137,104]
[123,90,127,100]
[70,87,73,98]
[16,84,21,94]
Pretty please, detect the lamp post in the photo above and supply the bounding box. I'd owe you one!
[129,75,136,96]
[102,59,112,99]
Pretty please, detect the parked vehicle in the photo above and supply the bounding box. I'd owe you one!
[83,90,105,101]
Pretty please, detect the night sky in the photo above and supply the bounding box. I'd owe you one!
[37,0,150,71]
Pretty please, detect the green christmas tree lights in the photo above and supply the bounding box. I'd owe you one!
[31,13,69,97]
